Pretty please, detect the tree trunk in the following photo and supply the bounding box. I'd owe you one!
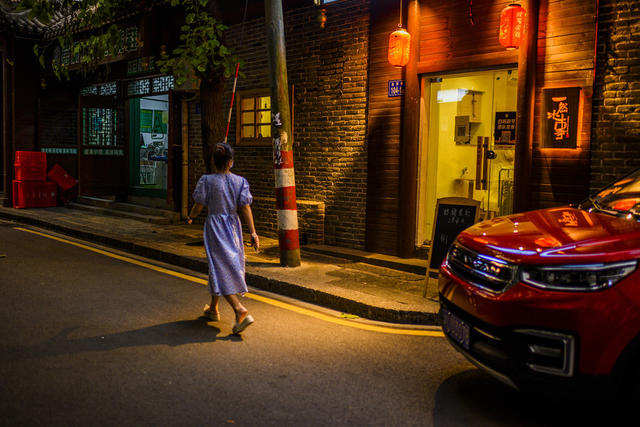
[199,76,225,173]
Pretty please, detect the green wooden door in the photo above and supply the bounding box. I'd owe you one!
[128,95,169,198]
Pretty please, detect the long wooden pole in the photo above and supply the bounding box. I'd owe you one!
[513,0,538,213]
[264,0,301,267]
[398,0,420,257]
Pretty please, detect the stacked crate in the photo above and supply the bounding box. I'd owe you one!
[13,151,57,209]
[47,163,78,203]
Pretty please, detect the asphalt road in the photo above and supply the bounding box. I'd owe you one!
[0,222,620,426]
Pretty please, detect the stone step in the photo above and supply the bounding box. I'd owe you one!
[68,202,171,225]
[72,196,180,224]
[111,202,180,222]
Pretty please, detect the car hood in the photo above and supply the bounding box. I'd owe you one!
[457,207,640,264]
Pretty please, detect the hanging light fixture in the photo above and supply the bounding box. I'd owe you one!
[314,0,327,28]
[388,0,411,67]
[499,3,527,50]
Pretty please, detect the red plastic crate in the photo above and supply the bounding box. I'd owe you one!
[47,163,77,191]
[14,151,47,181]
[13,180,57,208]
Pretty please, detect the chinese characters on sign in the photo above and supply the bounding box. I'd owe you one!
[428,198,480,272]
[542,87,580,149]
[388,80,405,98]
[548,99,569,140]
[442,207,475,225]
[494,112,517,145]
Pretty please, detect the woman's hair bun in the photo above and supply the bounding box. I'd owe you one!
[213,142,234,170]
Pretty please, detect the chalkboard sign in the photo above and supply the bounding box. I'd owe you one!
[427,197,480,273]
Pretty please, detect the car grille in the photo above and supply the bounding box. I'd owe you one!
[446,244,518,293]
[440,299,576,383]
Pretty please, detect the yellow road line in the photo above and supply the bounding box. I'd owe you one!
[16,227,444,337]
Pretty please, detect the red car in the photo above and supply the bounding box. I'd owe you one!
[438,170,640,404]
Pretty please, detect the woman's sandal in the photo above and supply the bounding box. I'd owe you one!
[203,304,221,321]
[232,314,254,335]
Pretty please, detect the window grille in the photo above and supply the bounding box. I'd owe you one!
[80,85,98,96]
[128,79,150,96]
[61,47,70,66]
[99,82,118,96]
[125,27,139,52]
[127,58,143,75]
[80,82,117,97]
[83,107,119,146]
[153,76,174,93]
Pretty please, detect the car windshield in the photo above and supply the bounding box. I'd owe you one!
[579,169,640,218]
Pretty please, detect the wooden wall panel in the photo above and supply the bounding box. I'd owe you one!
[530,0,596,209]
[365,0,404,254]
[367,0,518,255]
[367,0,596,254]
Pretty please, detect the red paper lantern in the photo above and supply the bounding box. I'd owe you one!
[499,4,526,50]
[388,27,411,66]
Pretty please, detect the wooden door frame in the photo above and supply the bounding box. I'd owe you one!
[77,94,128,198]
[126,92,174,202]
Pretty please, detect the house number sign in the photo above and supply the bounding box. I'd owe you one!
[388,80,405,97]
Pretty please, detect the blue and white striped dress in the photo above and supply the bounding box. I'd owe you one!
[192,173,253,296]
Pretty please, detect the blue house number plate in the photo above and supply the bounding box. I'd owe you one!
[388,80,405,97]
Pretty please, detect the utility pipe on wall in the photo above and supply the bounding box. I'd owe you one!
[181,98,189,219]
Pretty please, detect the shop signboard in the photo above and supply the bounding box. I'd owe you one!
[542,87,580,149]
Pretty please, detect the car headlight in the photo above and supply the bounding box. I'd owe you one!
[520,260,637,291]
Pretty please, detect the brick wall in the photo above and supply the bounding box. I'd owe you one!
[39,110,76,146]
[590,0,640,190]
[187,101,205,191]
[215,0,371,248]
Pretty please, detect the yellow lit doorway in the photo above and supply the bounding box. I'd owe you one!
[417,67,518,247]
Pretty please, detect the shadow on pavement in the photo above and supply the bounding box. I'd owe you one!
[2,318,242,361]
[432,369,619,426]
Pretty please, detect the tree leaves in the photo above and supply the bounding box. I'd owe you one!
[157,0,239,85]
[17,0,239,86]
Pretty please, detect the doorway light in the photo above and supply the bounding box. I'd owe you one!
[437,89,468,103]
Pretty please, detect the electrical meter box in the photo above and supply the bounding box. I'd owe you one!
[455,115,470,144]
[457,90,483,123]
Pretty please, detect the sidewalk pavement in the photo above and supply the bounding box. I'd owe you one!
[0,206,441,325]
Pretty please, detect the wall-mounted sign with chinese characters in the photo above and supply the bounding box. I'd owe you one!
[542,87,580,149]
[494,111,517,145]
[388,80,405,97]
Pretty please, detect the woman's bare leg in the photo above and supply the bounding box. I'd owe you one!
[210,295,220,315]
[224,294,248,322]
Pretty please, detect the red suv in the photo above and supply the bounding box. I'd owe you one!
[439,170,640,403]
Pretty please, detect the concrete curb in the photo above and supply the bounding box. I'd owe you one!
[245,273,438,325]
[0,209,439,326]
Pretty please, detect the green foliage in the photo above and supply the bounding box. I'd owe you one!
[156,0,240,86]
[17,0,239,85]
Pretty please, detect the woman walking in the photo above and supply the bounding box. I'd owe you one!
[187,142,259,334]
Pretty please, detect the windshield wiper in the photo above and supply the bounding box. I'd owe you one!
[587,197,621,217]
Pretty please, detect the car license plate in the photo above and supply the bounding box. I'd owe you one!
[441,308,470,350]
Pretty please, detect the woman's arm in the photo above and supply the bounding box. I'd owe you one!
[239,204,260,252]
[186,203,205,224]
